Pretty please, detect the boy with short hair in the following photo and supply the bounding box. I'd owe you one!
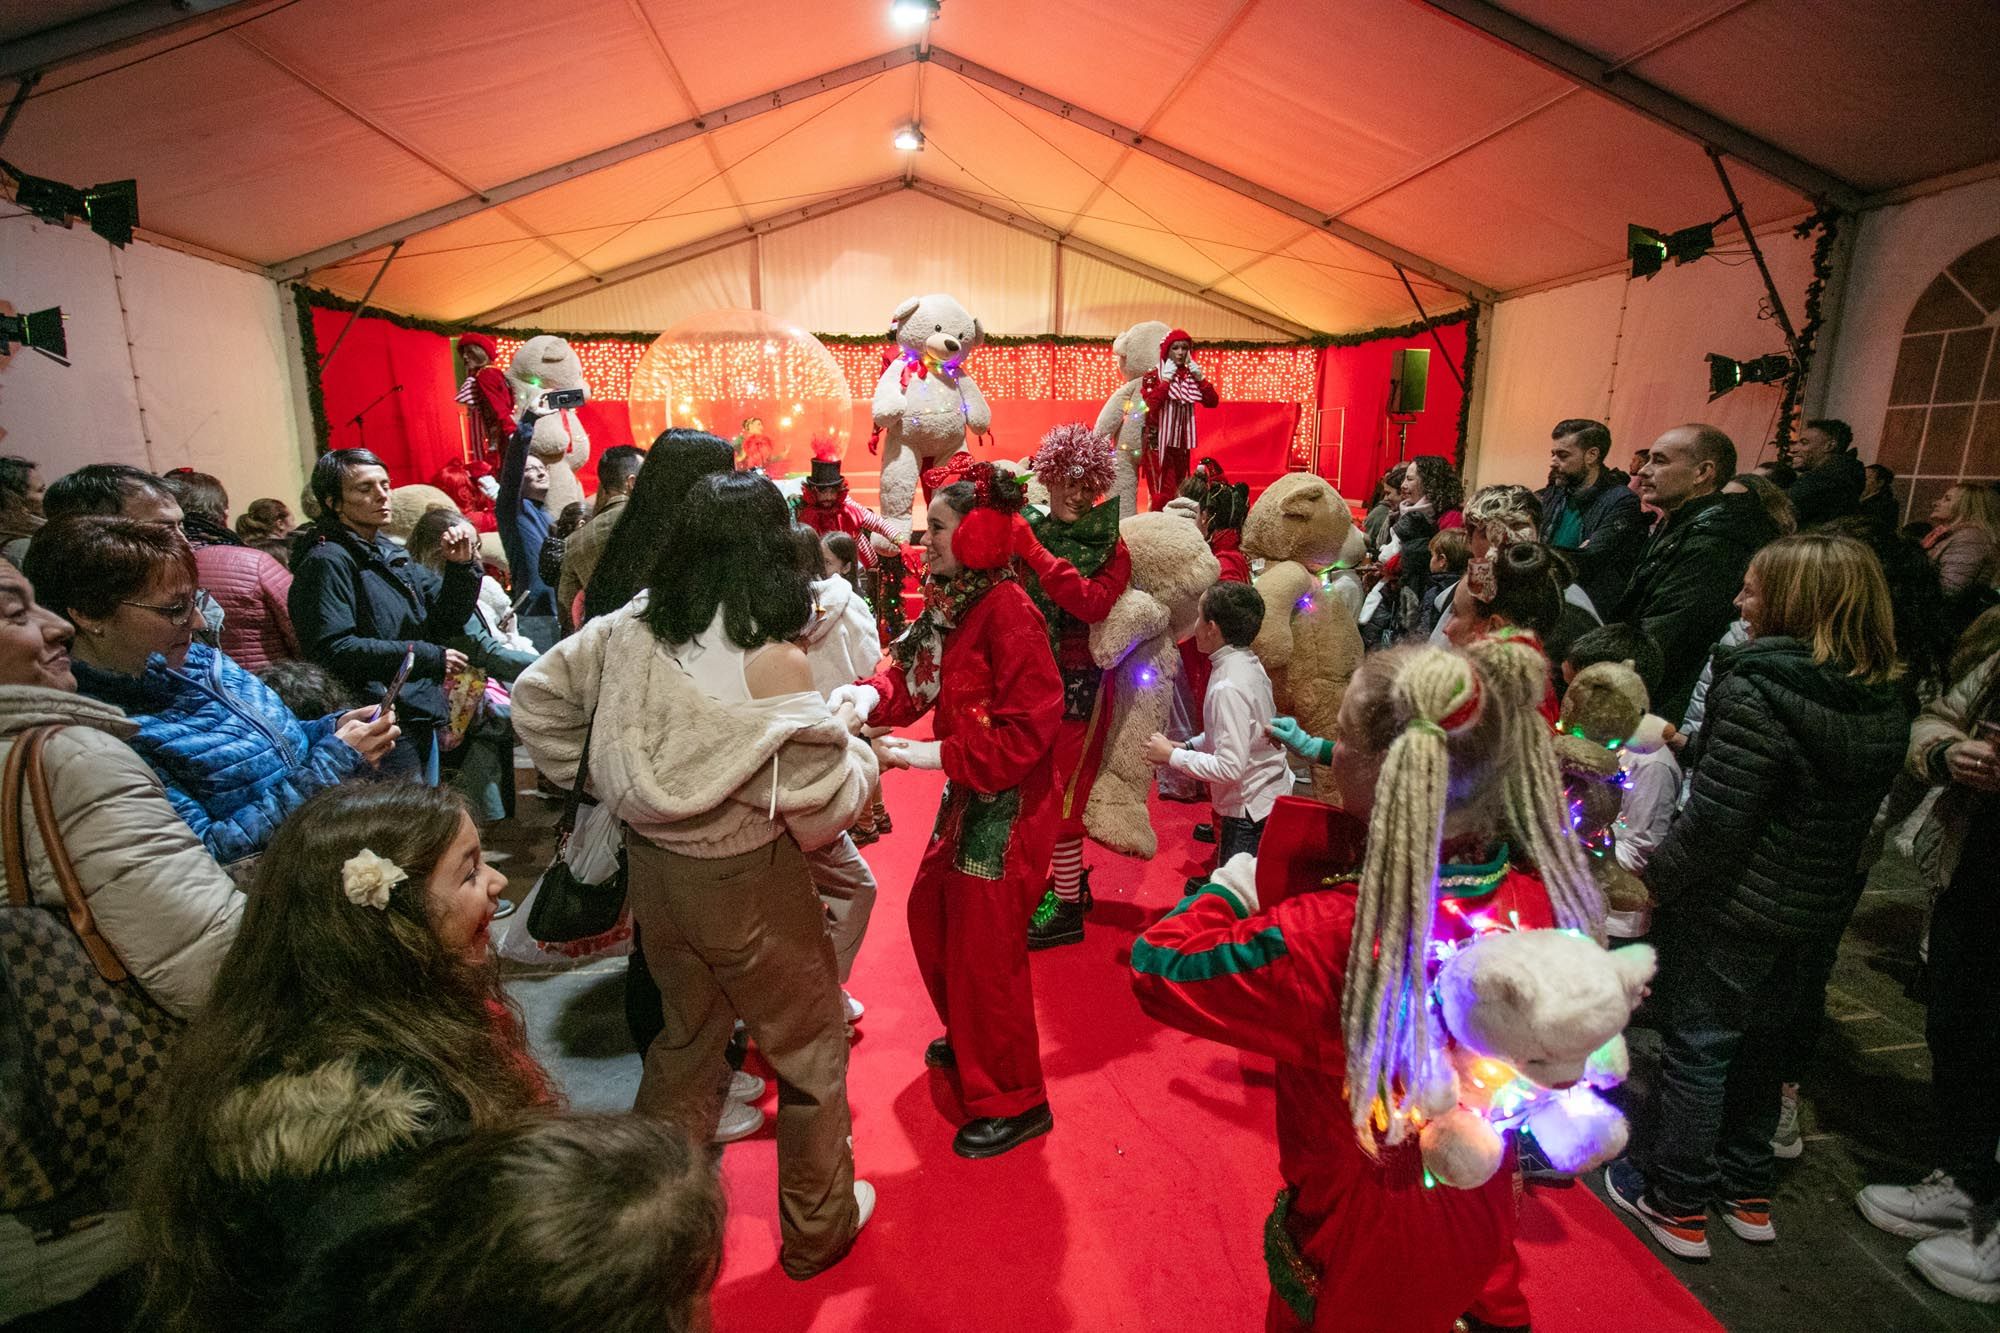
[1563,622,1677,939]
[1145,581,1291,867]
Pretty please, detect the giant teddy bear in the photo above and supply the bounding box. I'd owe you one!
[870,293,991,541]
[505,335,591,516]
[1243,473,1363,802]
[1079,510,1220,857]
[1093,319,1171,518]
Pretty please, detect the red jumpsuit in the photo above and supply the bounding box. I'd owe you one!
[1131,841,1552,1332]
[1138,365,1219,509]
[1017,525,1131,839]
[861,579,1063,1118]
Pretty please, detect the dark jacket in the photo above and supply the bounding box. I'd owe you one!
[74,641,362,866]
[288,519,481,731]
[496,420,555,616]
[1858,484,1900,534]
[1786,450,1865,528]
[1648,636,1911,938]
[1536,467,1645,612]
[1613,490,1778,724]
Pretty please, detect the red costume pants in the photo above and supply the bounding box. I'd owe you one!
[1140,446,1192,512]
[1049,679,1113,840]
[908,781,1054,1119]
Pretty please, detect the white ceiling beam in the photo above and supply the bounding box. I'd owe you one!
[923,46,1499,304]
[1414,0,1864,211]
[268,46,923,283]
[470,180,908,326]
[908,179,1315,339]
[0,0,269,82]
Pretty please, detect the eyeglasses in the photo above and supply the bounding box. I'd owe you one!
[121,598,197,625]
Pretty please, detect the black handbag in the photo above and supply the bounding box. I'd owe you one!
[524,719,627,944]
[0,725,181,1211]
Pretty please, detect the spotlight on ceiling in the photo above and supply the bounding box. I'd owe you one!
[0,307,68,365]
[1628,221,1715,280]
[1705,352,1792,401]
[893,125,925,152]
[2,161,139,248]
[891,0,940,29]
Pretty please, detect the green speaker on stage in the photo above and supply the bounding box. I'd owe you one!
[1389,349,1430,415]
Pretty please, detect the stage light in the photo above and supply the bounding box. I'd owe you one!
[891,0,940,29]
[893,125,925,152]
[3,162,138,248]
[0,307,68,365]
[1705,352,1792,400]
[1628,221,1715,280]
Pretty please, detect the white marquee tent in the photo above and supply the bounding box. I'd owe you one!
[2,0,1998,506]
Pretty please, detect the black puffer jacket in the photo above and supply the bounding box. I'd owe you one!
[1648,636,1911,939]
[1613,490,1778,724]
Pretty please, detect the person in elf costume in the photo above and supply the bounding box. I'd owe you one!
[793,442,899,578]
[1133,635,1613,1332]
[1139,329,1220,510]
[833,462,1065,1161]
[1010,424,1133,950]
[455,333,515,466]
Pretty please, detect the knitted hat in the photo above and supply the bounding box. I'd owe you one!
[459,332,499,361]
[1028,423,1116,493]
[1159,328,1193,360]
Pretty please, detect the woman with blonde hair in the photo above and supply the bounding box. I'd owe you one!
[1133,634,1615,1330]
[1924,482,2000,597]
[1609,533,1911,1260]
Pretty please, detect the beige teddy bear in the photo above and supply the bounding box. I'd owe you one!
[1243,474,1363,802]
[1080,510,1220,857]
[1093,320,1170,519]
[870,293,991,542]
[505,335,591,516]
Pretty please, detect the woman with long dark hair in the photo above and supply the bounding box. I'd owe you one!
[581,429,736,623]
[134,781,543,1331]
[514,469,877,1279]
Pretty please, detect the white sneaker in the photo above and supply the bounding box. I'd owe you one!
[1908,1224,2000,1304]
[1771,1084,1802,1159]
[713,1099,764,1144]
[853,1179,877,1232]
[842,990,865,1024]
[727,1070,767,1103]
[1857,1171,1976,1239]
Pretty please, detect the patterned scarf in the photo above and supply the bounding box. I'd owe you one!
[887,567,1013,707]
[1156,362,1203,461]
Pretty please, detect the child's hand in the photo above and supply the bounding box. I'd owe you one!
[1143,732,1178,767]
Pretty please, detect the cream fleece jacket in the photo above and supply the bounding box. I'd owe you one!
[511,597,877,858]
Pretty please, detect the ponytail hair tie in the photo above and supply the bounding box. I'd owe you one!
[1437,673,1485,734]
[1407,718,1445,740]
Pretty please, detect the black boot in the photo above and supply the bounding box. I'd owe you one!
[952,1103,1054,1159]
[924,1037,955,1069]
[1027,889,1085,950]
[1193,821,1217,844]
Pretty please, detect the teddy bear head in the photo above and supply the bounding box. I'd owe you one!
[1131,510,1220,637]
[1555,661,1649,779]
[889,293,982,363]
[1241,473,1352,571]
[1113,320,1171,381]
[1434,929,1654,1090]
[506,335,589,398]
[385,484,461,544]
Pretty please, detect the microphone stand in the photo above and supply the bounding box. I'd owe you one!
[348,384,403,450]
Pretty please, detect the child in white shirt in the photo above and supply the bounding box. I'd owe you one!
[1145,582,1292,868]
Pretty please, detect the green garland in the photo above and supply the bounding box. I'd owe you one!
[294,286,332,455]
[1453,305,1483,470]
[1773,209,1841,466]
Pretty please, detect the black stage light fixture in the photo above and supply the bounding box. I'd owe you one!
[0,307,68,365]
[1628,221,1716,279]
[3,161,139,247]
[1706,352,1791,401]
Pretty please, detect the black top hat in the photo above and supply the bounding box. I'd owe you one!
[808,457,844,487]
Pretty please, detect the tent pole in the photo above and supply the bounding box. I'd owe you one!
[317,241,402,373]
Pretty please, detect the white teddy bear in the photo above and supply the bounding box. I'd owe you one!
[505,335,591,516]
[870,293,991,542]
[1093,320,1170,518]
[1419,929,1656,1190]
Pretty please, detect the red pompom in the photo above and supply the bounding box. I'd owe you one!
[952,507,1015,570]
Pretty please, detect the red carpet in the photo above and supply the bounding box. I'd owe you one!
[709,760,1723,1332]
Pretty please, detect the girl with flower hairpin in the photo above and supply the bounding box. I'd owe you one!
[134,781,551,1332]
[1133,636,1612,1332]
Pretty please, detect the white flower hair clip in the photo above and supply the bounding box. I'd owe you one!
[341,848,407,910]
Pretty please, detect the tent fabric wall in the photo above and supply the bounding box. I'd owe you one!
[0,219,306,512]
[1473,225,1815,492]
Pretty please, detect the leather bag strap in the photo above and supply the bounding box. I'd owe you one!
[17,725,130,982]
[2,728,31,909]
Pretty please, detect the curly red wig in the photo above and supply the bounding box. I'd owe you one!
[1028,423,1116,494]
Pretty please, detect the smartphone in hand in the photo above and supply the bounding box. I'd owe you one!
[374,644,417,721]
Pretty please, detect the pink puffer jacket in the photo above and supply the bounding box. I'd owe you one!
[194,544,299,673]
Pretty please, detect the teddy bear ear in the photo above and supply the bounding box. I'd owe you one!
[969,317,984,347]
[890,296,921,328]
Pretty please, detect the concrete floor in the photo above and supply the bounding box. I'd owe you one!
[490,780,2000,1331]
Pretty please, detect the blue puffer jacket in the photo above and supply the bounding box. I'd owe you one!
[74,642,363,866]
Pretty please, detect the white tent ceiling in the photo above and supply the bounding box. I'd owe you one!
[4,0,1997,335]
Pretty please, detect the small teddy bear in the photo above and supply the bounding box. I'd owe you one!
[870,293,992,543]
[1079,511,1220,857]
[1419,928,1656,1190]
[1555,661,1655,917]
[1093,320,1171,519]
[505,335,592,516]
[1243,474,1363,802]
